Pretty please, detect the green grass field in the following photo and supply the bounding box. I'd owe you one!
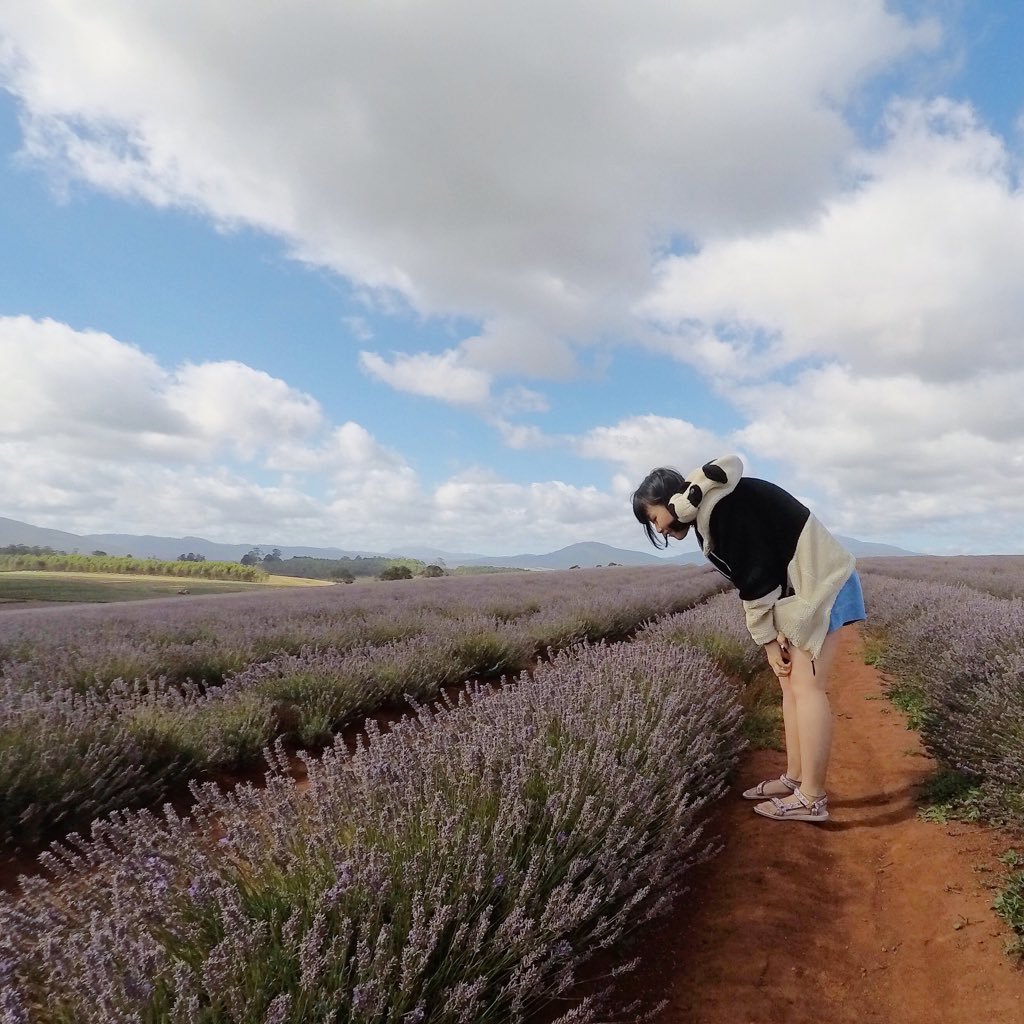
[0,571,330,605]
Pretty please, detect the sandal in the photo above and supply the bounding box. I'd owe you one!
[753,786,829,823]
[742,773,800,800]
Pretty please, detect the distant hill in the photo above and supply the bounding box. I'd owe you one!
[834,536,918,558]
[0,515,919,569]
[454,541,702,570]
[0,517,379,562]
[393,536,919,570]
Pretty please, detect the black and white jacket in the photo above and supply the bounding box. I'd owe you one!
[667,455,855,659]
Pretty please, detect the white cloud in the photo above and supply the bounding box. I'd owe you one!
[732,364,1024,552]
[0,316,425,544]
[358,321,561,415]
[1,315,183,438]
[0,316,326,463]
[575,414,729,483]
[495,386,549,416]
[492,420,557,451]
[432,471,626,549]
[0,314,653,551]
[0,1,936,355]
[166,361,324,460]
[460,318,578,379]
[0,443,324,537]
[642,99,1024,383]
[342,316,373,342]
[359,348,491,405]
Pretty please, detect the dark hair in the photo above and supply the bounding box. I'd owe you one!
[631,467,688,548]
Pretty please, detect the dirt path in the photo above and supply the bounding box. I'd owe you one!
[606,629,1024,1023]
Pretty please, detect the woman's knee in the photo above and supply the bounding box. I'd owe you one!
[787,647,832,695]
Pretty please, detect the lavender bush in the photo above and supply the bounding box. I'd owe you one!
[1,638,743,1023]
[0,676,278,846]
[862,573,1024,823]
[637,592,763,683]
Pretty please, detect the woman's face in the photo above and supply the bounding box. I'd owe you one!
[646,503,688,540]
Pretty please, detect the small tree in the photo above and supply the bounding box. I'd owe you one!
[379,565,413,581]
[240,547,263,567]
[263,548,283,564]
[421,564,445,578]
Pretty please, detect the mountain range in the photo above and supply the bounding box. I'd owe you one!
[0,515,918,570]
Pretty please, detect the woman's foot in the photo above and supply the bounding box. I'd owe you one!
[741,773,800,800]
[753,787,829,823]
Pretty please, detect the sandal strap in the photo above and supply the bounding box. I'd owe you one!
[754,774,800,796]
[769,789,828,815]
[792,787,828,812]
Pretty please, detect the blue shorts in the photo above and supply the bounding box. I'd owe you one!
[828,571,866,633]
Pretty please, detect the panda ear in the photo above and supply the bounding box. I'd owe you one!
[702,461,728,484]
[687,483,703,507]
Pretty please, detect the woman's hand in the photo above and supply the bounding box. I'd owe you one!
[765,639,792,677]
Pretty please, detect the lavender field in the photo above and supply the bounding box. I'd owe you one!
[2,556,1022,1022]
[0,567,725,849]
[2,568,744,1023]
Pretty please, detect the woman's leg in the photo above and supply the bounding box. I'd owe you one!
[779,674,802,781]
[784,629,842,798]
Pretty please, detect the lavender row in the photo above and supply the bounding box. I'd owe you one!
[862,574,1024,822]
[0,569,724,848]
[0,566,721,694]
[1,638,744,1024]
[636,592,764,683]
[860,554,1024,600]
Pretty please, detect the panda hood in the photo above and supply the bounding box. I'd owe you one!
[667,454,743,553]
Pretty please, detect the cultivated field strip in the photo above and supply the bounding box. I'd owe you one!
[1,597,746,1024]
[0,551,266,582]
[0,567,724,848]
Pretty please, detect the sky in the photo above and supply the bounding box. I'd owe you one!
[1,1,1022,557]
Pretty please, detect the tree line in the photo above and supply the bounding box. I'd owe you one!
[0,551,266,582]
[238,549,442,582]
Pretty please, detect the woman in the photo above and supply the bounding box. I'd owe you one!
[632,455,866,824]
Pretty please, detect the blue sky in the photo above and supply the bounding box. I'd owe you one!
[1,2,1022,556]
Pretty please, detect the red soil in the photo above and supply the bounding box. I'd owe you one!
[602,629,1024,1023]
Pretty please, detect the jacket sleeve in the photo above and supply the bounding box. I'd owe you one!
[731,539,786,647]
[741,588,782,646]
